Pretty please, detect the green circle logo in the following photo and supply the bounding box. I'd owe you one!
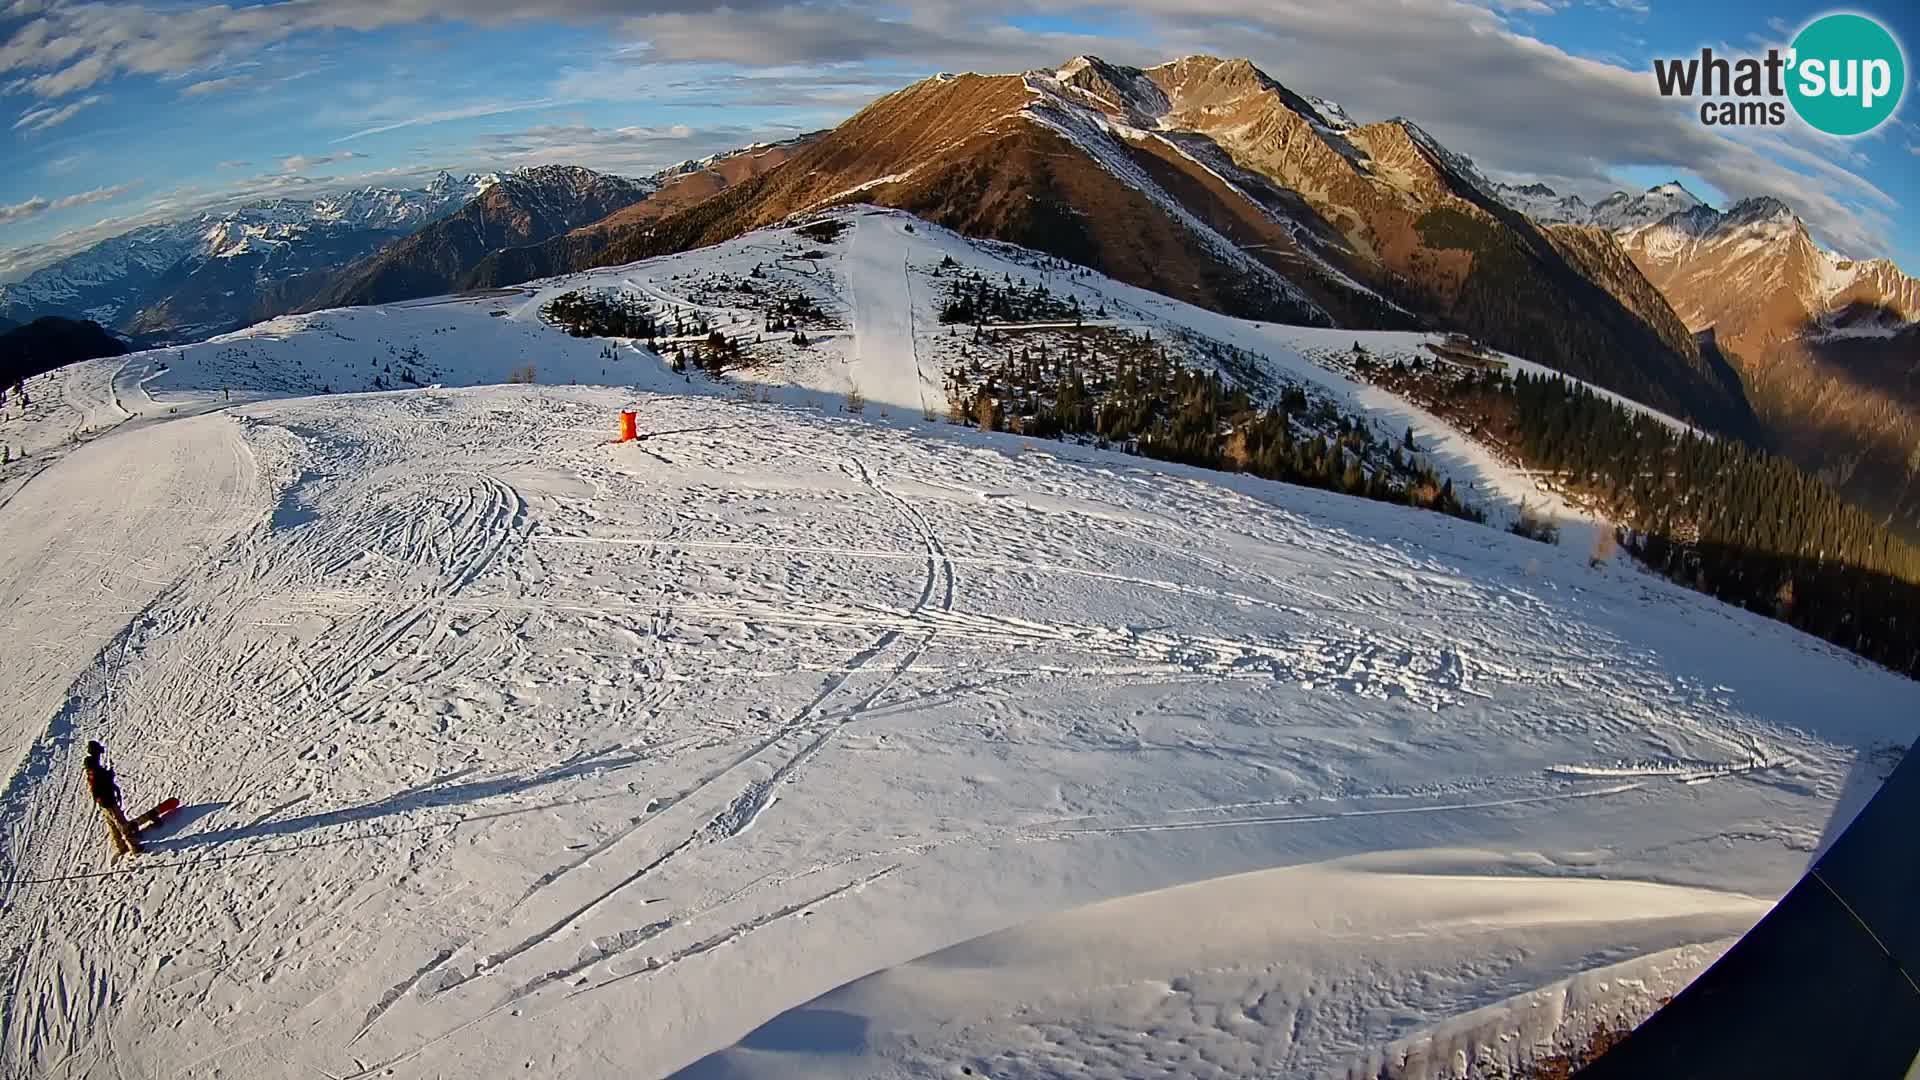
[1787,13,1906,136]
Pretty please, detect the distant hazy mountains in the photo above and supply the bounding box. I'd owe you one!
[304,165,659,310]
[1490,179,1711,231]
[0,173,493,343]
[0,142,823,345]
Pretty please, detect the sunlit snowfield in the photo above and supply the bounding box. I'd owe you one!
[2,211,1911,1079]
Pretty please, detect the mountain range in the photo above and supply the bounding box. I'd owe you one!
[4,54,1915,532]
[464,55,1757,438]
[310,137,818,311]
[0,140,826,346]
[0,173,493,343]
[303,165,657,310]
[1481,171,1920,531]
[1609,191,1920,533]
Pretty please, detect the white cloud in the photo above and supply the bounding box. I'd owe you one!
[279,149,366,172]
[181,75,252,97]
[0,182,141,225]
[11,93,103,132]
[0,0,741,101]
[0,198,52,225]
[0,0,1905,270]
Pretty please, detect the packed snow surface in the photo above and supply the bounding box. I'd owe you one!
[0,209,1914,1079]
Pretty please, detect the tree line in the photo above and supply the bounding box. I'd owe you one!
[543,290,659,339]
[948,335,1485,526]
[1372,356,1920,678]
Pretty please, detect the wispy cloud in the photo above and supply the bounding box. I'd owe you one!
[12,94,104,132]
[181,75,252,97]
[332,100,561,142]
[217,159,253,169]
[0,182,142,225]
[470,120,803,175]
[0,0,683,101]
[0,0,1907,275]
[279,149,366,172]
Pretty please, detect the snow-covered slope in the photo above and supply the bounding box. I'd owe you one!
[137,206,1705,573]
[1,208,1914,1080]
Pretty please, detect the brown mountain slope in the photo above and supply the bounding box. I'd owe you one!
[1106,57,1744,419]
[1620,198,1920,534]
[475,71,1375,324]
[573,135,822,236]
[473,54,1755,435]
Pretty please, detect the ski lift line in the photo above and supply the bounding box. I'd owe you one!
[1808,867,1920,1000]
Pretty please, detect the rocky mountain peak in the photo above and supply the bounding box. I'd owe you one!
[1717,195,1797,231]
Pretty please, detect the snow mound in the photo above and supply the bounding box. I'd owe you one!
[678,850,1763,1079]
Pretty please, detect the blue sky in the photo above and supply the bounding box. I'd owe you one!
[1,0,1915,281]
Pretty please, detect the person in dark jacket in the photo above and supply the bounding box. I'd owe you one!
[84,741,141,856]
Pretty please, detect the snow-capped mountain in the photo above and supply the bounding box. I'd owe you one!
[306,165,658,310]
[0,222,207,328]
[1588,181,1707,230]
[647,133,821,187]
[471,54,1749,437]
[1489,179,1707,232]
[1487,180,1918,336]
[1606,189,1920,535]
[1490,181,1589,225]
[1485,173,1920,534]
[1306,95,1356,131]
[1613,192,1919,342]
[0,172,495,341]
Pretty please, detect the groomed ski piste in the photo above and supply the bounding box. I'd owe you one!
[0,207,1913,1079]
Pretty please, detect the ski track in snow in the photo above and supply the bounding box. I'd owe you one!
[0,209,1913,1080]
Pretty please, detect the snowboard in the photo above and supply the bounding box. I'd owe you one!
[132,797,180,832]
